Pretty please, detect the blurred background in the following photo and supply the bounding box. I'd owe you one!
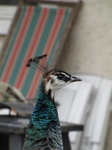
[0,0,112,150]
[1,0,112,79]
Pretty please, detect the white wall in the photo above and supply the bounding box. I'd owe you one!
[0,6,17,35]
[57,0,112,79]
[0,6,17,55]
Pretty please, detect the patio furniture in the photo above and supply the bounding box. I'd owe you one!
[76,74,112,150]
[0,115,83,150]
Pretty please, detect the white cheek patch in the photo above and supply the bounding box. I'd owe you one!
[51,75,66,90]
[50,75,57,80]
[46,80,52,93]
[54,80,65,89]
[45,74,72,98]
[45,79,55,98]
[45,75,71,94]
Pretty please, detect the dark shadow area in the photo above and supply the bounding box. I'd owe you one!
[0,134,9,150]
[0,0,19,5]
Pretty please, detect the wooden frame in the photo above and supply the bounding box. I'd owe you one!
[24,0,81,6]
[0,0,82,68]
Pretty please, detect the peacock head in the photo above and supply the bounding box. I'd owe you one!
[43,69,81,95]
[26,54,81,98]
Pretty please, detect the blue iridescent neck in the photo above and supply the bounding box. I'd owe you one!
[30,82,59,126]
[23,82,63,150]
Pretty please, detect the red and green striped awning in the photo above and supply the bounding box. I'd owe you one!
[0,5,70,99]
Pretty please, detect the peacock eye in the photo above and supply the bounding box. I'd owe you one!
[57,74,64,80]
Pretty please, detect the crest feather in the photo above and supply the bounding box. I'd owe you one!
[26,54,48,73]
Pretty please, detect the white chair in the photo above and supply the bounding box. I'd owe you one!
[56,73,112,150]
[76,74,112,150]
[55,79,93,150]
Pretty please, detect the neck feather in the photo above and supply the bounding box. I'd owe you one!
[23,82,63,150]
[30,83,59,126]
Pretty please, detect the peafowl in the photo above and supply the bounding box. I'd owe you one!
[22,54,81,150]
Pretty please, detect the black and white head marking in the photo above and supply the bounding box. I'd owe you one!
[26,55,81,99]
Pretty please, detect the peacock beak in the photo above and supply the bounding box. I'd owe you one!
[71,76,82,82]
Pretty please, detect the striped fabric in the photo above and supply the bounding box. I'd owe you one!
[0,5,70,99]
